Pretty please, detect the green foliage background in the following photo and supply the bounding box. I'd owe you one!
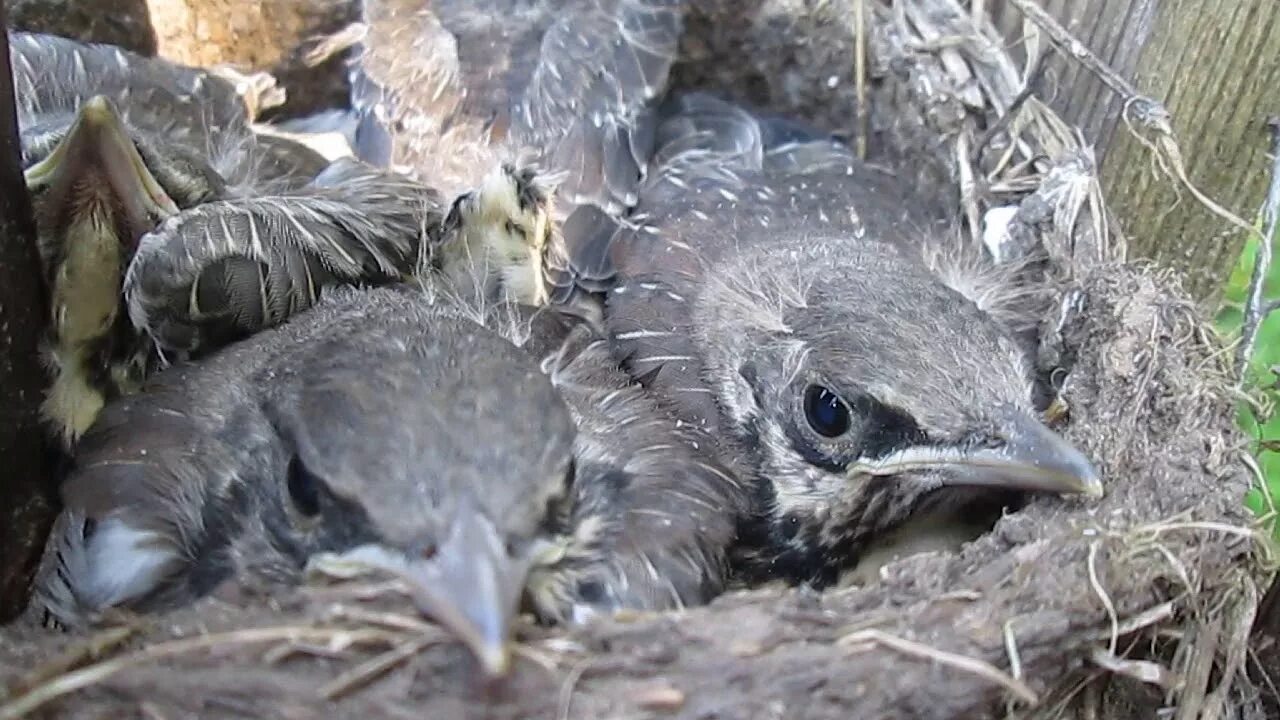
[1216,233,1280,535]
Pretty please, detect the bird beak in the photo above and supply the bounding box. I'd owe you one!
[400,514,530,676]
[849,409,1104,498]
[24,95,180,245]
[326,512,530,677]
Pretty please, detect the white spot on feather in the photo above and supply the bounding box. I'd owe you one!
[981,206,1019,263]
[79,521,177,608]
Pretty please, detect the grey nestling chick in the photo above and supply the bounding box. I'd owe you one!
[17,34,435,448]
[35,284,743,674]
[585,93,1103,588]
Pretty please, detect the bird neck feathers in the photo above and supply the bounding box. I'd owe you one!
[41,212,139,446]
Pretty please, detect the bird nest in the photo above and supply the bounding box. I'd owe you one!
[0,1,1269,718]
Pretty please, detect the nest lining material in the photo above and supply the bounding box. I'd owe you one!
[0,1,1269,718]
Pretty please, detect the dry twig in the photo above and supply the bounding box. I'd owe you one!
[1008,0,1261,249]
[852,0,868,159]
[837,629,1038,705]
[319,632,442,700]
[1236,119,1280,384]
[0,626,389,719]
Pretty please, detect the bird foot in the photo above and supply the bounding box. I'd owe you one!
[208,65,287,121]
[439,163,559,307]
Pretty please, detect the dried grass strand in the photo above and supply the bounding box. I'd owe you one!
[837,629,1038,705]
[1,626,374,720]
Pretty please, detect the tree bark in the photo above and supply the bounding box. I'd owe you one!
[988,0,1280,302]
[0,0,55,623]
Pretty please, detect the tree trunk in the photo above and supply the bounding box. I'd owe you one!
[988,0,1280,302]
[0,1,55,623]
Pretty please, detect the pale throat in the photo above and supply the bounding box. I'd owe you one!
[42,210,128,445]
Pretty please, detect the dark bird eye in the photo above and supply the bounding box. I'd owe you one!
[286,456,323,517]
[804,385,852,437]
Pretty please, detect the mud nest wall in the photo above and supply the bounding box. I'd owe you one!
[0,1,1270,719]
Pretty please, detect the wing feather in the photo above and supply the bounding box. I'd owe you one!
[10,31,250,139]
[533,327,747,618]
[124,160,442,353]
[350,0,687,303]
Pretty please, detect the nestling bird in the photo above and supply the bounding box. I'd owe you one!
[10,30,311,181]
[33,284,743,674]
[581,93,1104,588]
[16,32,434,449]
[345,0,686,311]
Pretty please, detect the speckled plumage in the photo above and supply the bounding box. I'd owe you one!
[579,93,1101,587]
[11,31,315,190]
[532,317,746,619]
[122,157,438,355]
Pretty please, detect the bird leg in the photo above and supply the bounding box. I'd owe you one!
[437,163,560,307]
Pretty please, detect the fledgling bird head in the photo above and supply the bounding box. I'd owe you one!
[22,95,231,446]
[260,306,579,675]
[597,92,1103,588]
[23,96,226,251]
[23,95,224,263]
[437,162,560,308]
[36,287,622,676]
[699,237,1101,586]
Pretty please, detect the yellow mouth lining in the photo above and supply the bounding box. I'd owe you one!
[23,96,180,221]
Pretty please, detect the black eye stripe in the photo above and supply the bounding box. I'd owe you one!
[850,393,927,458]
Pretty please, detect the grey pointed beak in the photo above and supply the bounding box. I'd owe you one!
[24,95,180,244]
[941,410,1103,497]
[402,514,529,676]
[849,408,1104,498]
[332,511,530,677]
